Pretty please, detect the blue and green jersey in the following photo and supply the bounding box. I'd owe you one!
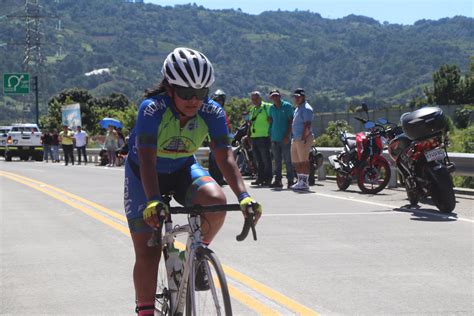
[128,94,230,173]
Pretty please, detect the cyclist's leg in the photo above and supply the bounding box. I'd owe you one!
[176,163,227,244]
[124,160,161,311]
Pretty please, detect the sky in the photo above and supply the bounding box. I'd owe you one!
[144,0,473,25]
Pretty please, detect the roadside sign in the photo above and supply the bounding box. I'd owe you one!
[3,73,29,95]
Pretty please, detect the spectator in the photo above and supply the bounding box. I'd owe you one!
[104,125,118,167]
[117,127,125,149]
[268,89,295,189]
[41,130,53,162]
[75,126,88,165]
[290,88,314,191]
[51,129,60,163]
[59,125,75,166]
[208,89,230,186]
[248,91,272,186]
[116,136,129,167]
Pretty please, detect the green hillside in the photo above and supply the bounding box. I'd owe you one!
[0,0,473,120]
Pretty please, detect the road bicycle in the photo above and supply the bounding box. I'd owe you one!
[147,198,258,315]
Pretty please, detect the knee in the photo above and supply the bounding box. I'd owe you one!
[205,188,226,205]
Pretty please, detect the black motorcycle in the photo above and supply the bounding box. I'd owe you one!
[386,107,456,213]
[232,122,256,177]
[308,145,324,185]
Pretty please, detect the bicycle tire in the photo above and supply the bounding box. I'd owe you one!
[156,251,172,316]
[186,247,232,316]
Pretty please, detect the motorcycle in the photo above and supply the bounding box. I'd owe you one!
[232,121,256,177]
[328,106,391,194]
[308,146,324,185]
[385,107,456,213]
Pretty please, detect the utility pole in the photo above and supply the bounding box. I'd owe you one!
[34,75,39,125]
[5,0,58,122]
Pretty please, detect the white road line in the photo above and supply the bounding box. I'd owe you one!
[313,192,474,223]
[263,211,399,217]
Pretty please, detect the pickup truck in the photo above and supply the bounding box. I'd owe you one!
[0,126,12,157]
[5,123,43,161]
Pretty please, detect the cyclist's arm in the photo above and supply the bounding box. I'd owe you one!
[203,100,248,197]
[135,98,165,201]
[212,145,247,196]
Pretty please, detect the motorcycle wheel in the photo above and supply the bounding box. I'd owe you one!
[357,158,391,194]
[336,172,351,191]
[426,164,456,213]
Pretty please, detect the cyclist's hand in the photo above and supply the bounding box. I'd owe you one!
[143,200,169,228]
[239,197,262,225]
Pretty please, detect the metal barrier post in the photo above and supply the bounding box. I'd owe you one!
[317,165,326,181]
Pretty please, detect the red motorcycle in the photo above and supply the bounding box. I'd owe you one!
[329,111,391,194]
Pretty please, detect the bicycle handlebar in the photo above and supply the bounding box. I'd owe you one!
[236,203,258,242]
[147,203,257,247]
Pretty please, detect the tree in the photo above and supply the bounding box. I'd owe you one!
[432,64,462,105]
[314,120,353,147]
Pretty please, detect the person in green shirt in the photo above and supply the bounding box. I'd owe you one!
[59,125,75,166]
[248,91,272,186]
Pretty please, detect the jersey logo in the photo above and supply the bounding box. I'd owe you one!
[143,99,167,117]
[160,136,196,154]
[201,102,225,119]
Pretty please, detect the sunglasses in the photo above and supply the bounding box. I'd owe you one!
[174,86,209,100]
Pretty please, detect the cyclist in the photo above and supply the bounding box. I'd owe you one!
[124,47,262,316]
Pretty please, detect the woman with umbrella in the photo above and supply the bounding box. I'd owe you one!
[104,124,118,167]
[124,47,262,315]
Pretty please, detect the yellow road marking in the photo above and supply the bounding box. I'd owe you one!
[0,170,127,222]
[1,170,319,315]
[0,171,275,314]
[0,172,131,236]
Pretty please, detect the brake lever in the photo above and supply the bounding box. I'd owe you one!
[236,204,258,242]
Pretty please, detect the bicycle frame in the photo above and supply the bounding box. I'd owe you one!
[153,202,257,315]
[160,214,202,315]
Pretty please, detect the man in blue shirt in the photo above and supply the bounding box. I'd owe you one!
[268,89,295,189]
[290,88,314,191]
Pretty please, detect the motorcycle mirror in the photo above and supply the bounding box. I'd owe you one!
[364,121,375,129]
[378,118,388,124]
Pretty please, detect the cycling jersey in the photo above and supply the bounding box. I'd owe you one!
[128,94,231,173]
[124,94,231,233]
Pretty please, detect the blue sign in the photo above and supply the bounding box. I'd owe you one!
[61,103,82,128]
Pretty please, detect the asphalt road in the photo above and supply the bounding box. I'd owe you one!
[1,160,473,315]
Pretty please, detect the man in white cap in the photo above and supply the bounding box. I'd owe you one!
[290,88,314,191]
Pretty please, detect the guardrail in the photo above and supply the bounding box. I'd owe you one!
[61,147,473,188]
[59,147,210,166]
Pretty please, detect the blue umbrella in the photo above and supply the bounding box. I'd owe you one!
[100,117,122,129]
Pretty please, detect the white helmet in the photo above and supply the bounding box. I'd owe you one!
[162,47,215,89]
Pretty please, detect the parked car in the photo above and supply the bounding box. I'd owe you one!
[5,123,43,161]
[0,125,12,157]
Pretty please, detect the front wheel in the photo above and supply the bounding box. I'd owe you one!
[357,158,391,194]
[186,247,232,316]
[336,172,351,191]
[156,251,171,316]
